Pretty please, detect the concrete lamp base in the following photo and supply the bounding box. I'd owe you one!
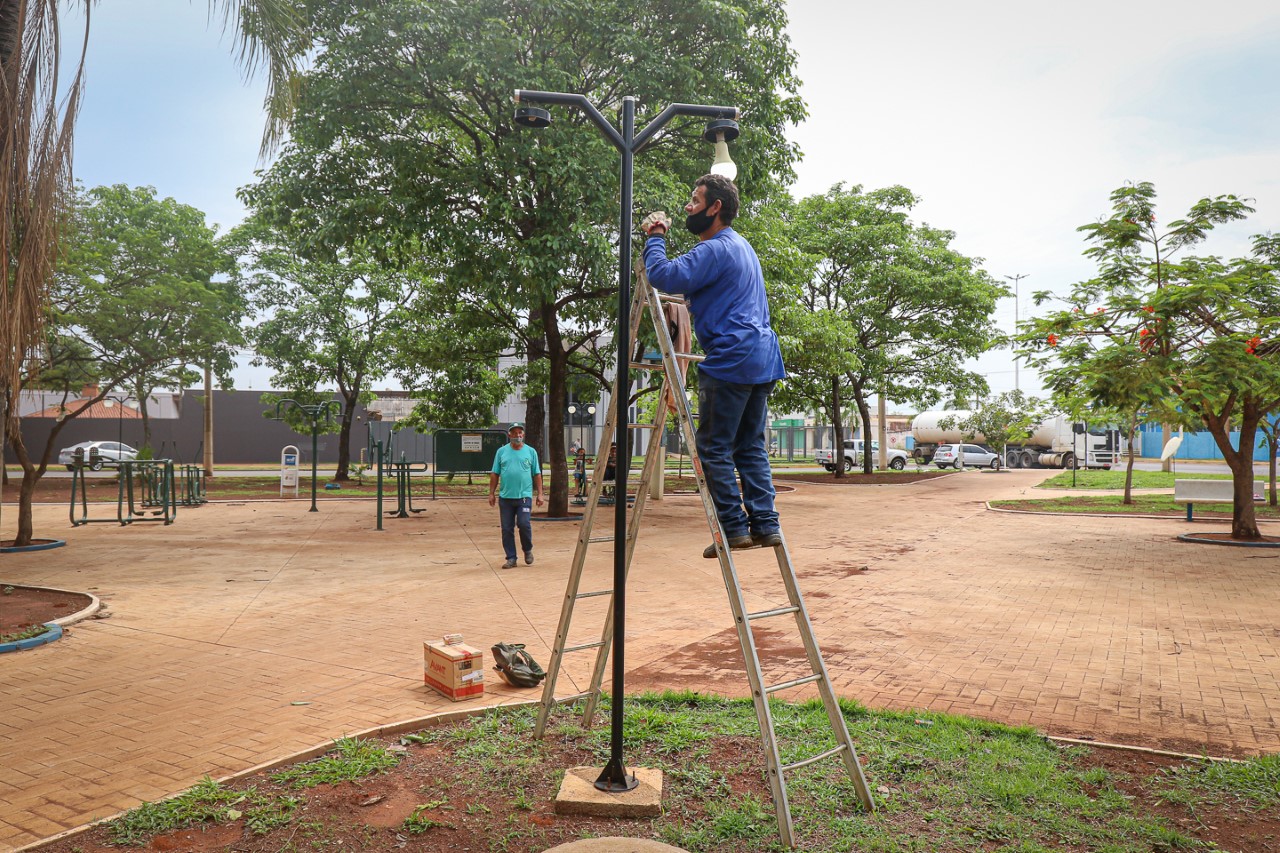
[553,766,663,818]
[542,839,689,853]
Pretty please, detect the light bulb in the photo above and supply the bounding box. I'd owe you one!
[709,132,737,181]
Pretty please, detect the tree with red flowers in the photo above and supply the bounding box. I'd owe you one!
[1023,183,1280,539]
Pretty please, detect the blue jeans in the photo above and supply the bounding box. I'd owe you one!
[696,371,779,539]
[499,497,533,560]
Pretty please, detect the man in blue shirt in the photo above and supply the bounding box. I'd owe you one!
[643,174,786,558]
[488,422,543,569]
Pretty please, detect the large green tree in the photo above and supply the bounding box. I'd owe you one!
[1023,183,1278,539]
[239,0,805,516]
[779,184,1003,475]
[235,221,426,480]
[6,185,244,546]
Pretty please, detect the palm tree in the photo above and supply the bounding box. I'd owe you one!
[1,0,303,546]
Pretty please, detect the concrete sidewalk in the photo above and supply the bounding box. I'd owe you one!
[1,471,1278,849]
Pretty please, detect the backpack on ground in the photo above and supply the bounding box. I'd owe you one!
[491,642,547,688]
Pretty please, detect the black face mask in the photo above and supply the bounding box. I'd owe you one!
[685,202,717,235]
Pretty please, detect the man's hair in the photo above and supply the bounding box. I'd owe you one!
[695,174,739,225]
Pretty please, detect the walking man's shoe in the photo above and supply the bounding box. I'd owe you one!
[703,534,755,559]
[524,551,534,565]
[752,532,783,548]
[501,558,518,569]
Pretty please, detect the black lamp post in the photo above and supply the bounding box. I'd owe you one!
[272,399,339,512]
[514,89,739,793]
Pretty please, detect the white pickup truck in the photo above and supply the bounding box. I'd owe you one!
[815,439,910,472]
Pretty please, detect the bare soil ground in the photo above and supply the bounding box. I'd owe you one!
[0,585,91,637]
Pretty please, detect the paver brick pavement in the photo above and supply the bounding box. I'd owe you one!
[1,471,1278,849]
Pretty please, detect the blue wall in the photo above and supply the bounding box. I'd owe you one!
[1140,424,1275,461]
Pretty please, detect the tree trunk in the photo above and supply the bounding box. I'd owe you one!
[139,396,153,452]
[1204,407,1261,540]
[1122,412,1138,505]
[852,384,873,474]
[203,366,214,479]
[8,427,40,547]
[334,391,357,481]
[544,304,569,518]
[830,376,845,479]
[1161,422,1173,473]
[525,306,547,460]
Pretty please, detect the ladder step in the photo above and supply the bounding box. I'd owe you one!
[575,589,613,600]
[562,641,607,654]
[550,691,594,705]
[764,673,824,695]
[588,535,628,543]
[782,743,848,774]
[657,294,686,305]
[627,423,656,430]
[746,605,800,621]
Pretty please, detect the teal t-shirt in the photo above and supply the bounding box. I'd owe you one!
[492,443,540,499]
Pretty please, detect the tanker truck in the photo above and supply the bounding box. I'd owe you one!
[910,410,1124,469]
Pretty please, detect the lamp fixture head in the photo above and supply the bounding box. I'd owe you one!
[704,119,740,181]
[514,106,551,128]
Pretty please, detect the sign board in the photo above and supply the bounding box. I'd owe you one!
[280,444,300,497]
[434,429,507,474]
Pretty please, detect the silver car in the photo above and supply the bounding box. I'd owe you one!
[58,440,139,471]
[934,443,1001,470]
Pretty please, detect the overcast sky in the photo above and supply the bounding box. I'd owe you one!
[72,1,1280,400]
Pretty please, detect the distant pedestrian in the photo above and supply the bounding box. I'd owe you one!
[573,447,588,498]
[488,423,543,569]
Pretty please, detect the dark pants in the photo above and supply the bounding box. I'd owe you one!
[499,497,533,560]
[696,371,779,539]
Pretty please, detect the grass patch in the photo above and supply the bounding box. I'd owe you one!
[270,737,400,789]
[0,623,51,644]
[992,493,1280,517]
[85,693,1274,852]
[1037,469,1233,490]
[107,777,298,845]
[1157,754,1280,811]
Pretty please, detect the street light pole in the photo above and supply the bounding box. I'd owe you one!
[272,399,339,512]
[1004,273,1029,392]
[514,89,738,793]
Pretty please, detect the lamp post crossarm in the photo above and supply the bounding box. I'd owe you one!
[632,103,739,152]
[514,89,624,150]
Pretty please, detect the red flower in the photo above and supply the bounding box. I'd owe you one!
[1095,308,1105,314]
[1140,328,1150,337]
[1047,333,1059,347]
[1246,336,1261,356]
[1143,306,1155,313]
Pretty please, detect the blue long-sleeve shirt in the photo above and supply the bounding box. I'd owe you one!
[643,228,785,385]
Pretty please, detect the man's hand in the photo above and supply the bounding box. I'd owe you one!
[488,493,496,507]
[640,211,670,237]
[535,493,544,507]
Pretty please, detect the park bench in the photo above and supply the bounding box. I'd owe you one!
[1174,478,1260,521]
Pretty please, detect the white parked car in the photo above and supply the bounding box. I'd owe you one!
[58,441,139,471]
[934,443,1001,470]
[815,439,910,472]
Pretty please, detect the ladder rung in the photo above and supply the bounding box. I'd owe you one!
[782,743,848,773]
[588,535,628,543]
[575,589,613,599]
[627,423,656,429]
[747,605,800,621]
[551,691,594,705]
[656,293,686,305]
[562,641,607,654]
[674,352,705,362]
[765,673,824,695]
[629,361,662,370]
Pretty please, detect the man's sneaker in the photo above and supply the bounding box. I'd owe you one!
[752,532,783,548]
[524,551,534,565]
[501,559,518,569]
[703,535,755,559]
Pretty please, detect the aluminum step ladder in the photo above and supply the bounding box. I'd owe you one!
[533,266,875,847]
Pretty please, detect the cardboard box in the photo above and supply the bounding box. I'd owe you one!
[424,641,485,701]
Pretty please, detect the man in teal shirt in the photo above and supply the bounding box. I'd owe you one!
[488,423,544,569]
